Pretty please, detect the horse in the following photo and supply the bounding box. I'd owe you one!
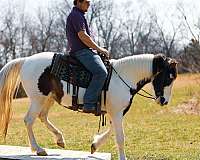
[0,52,177,160]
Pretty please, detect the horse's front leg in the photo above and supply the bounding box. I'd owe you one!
[91,127,112,154]
[112,112,126,160]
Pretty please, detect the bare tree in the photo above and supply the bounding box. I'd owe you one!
[0,30,10,63]
[0,7,19,63]
[18,11,29,57]
[176,4,200,73]
[54,0,73,53]
[93,0,122,58]
[123,16,142,55]
[27,7,57,54]
[152,13,181,57]
[177,4,199,42]
[179,39,200,73]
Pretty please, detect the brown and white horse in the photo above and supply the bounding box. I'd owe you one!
[0,52,177,160]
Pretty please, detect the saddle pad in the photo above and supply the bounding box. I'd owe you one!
[50,53,112,91]
[50,53,92,88]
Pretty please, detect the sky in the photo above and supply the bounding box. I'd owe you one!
[0,0,200,43]
[0,0,199,20]
[0,0,199,15]
[1,0,199,24]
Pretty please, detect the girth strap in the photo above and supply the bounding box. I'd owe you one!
[71,85,80,111]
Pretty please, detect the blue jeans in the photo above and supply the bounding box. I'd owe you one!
[73,49,108,110]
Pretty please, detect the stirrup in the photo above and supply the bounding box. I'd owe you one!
[66,104,83,111]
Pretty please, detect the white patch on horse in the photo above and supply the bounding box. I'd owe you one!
[164,82,174,103]
[21,52,54,98]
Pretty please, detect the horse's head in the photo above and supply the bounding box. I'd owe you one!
[152,54,178,106]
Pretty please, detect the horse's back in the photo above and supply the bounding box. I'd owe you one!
[23,52,54,65]
[20,52,55,98]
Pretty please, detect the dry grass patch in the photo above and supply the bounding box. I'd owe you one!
[172,97,200,115]
[174,74,200,88]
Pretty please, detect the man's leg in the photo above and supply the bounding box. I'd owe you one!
[73,49,108,112]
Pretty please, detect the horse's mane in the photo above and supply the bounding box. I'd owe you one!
[113,54,153,66]
[111,54,154,83]
[112,54,154,71]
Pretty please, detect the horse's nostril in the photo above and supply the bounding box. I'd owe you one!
[160,97,165,105]
[164,101,168,105]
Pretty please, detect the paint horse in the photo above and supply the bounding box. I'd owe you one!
[0,52,177,160]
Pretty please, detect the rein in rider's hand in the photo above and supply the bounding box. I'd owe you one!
[97,47,110,59]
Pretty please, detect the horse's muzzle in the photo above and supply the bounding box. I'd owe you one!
[156,96,168,106]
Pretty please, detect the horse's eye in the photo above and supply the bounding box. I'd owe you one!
[169,74,174,79]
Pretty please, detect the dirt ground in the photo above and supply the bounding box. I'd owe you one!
[172,74,200,115]
[174,73,200,88]
[153,74,200,115]
[172,97,200,115]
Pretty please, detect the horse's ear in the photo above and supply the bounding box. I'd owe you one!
[153,54,167,74]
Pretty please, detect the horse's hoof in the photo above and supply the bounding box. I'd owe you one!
[37,150,48,156]
[31,148,36,152]
[91,144,96,154]
[57,142,65,148]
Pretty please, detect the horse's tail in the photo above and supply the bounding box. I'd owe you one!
[0,58,25,139]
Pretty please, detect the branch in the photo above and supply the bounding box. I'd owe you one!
[177,6,198,41]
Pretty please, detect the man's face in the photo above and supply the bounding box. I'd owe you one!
[78,0,90,12]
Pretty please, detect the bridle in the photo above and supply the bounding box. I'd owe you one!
[112,66,156,100]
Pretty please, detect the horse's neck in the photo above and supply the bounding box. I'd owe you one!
[112,54,154,84]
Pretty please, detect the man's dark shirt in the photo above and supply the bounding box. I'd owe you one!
[66,7,90,53]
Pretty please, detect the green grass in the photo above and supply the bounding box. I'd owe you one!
[1,74,200,159]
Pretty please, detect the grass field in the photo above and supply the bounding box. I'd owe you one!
[1,74,200,160]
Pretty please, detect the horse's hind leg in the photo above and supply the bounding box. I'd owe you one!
[24,98,47,156]
[38,97,65,148]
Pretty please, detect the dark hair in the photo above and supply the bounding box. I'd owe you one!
[73,0,84,5]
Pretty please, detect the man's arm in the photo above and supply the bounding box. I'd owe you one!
[78,30,109,56]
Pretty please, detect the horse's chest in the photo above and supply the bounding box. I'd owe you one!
[108,79,132,108]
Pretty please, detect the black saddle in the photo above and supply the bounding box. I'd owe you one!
[50,53,112,90]
[50,52,112,114]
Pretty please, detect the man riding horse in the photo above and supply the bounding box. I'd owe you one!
[66,0,109,116]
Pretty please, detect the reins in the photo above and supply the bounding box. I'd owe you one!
[137,89,156,100]
[112,66,156,100]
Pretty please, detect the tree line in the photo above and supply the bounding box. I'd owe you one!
[0,0,200,73]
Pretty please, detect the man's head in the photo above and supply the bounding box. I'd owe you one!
[74,0,90,12]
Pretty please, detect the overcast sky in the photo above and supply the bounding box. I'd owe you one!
[1,0,199,18]
[1,0,199,15]
[0,0,200,43]
[1,0,199,23]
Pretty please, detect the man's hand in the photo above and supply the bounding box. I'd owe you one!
[78,31,110,58]
[97,47,110,58]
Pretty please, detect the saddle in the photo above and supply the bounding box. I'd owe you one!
[50,52,112,114]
